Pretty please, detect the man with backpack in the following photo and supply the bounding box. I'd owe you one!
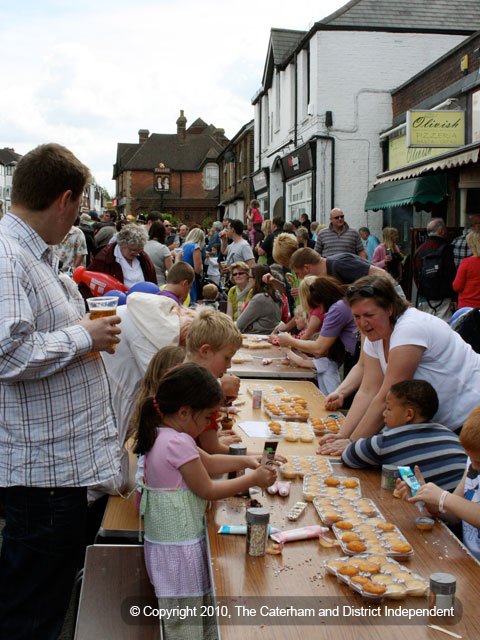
[414,217,456,322]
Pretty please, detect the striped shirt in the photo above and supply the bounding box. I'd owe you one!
[314,223,364,257]
[341,423,467,492]
[0,213,120,487]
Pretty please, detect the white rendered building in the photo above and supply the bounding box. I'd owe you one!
[252,0,480,234]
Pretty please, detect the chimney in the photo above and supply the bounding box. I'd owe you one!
[176,110,187,141]
[138,129,149,144]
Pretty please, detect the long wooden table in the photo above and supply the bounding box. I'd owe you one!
[207,380,479,640]
[228,344,315,379]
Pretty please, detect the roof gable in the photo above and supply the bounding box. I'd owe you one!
[262,28,306,88]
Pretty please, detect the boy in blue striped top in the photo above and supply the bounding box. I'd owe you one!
[341,380,467,492]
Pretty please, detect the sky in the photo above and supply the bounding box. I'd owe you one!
[0,0,346,196]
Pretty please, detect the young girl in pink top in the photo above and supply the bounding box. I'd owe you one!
[133,362,275,640]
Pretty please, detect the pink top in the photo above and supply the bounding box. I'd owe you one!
[145,427,199,489]
[251,208,263,225]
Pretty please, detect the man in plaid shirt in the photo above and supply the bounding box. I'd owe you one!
[0,144,121,639]
[451,214,480,269]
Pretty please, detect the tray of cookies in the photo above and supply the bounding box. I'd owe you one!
[302,475,361,502]
[313,496,381,526]
[332,519,414,560]
[242,334,271,349]
[279,456,333,480]
[267,420,314,442]
[325,554,428,602]
[310,415,345,435]
[231,352,253,364]
[263,394,310,422]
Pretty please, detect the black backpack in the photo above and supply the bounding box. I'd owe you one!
[418,243,450,301]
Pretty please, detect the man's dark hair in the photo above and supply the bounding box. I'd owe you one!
[389,380,439,422]
[229,219,245,235]
[147,210,164,223]
[272,216,284,229]
[11,143,90,211]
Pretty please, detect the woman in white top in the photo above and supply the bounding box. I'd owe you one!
[143,220,173,285]
[319,273,480,455]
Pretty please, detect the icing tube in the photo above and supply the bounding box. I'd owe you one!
[218,525,280,536]
[398,465,425,513]
[270,525,328,544]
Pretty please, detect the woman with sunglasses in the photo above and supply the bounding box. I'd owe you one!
[319,274,480,456]
[226,262,253,321]
[236,264,283,334]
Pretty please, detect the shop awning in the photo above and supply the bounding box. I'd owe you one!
[374,142,480,184]
[364,174,447,211]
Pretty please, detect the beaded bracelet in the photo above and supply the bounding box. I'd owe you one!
[438,490,449,514]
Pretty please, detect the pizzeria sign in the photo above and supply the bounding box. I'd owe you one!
[407,110,464,148]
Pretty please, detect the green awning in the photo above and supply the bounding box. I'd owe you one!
[364,174,447,211]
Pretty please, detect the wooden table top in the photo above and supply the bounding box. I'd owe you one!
[228,344,316,379]
[207,379,479,640]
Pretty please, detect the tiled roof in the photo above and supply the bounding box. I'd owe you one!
[320,0,480,32]
[270,28,306,64]
[0,148,21,165]
[121,131,227,172]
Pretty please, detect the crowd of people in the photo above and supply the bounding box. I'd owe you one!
[1,142,480,640]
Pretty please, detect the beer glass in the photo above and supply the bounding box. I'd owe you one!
[86,296,119,351]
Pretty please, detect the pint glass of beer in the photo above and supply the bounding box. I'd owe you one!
[86,296,119,351]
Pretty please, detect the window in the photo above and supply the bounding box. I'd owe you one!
[204,164,219,190]
[286,174,312,222]
[6,165,14,176]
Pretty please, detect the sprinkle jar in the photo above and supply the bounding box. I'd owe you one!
[246,507,270,557]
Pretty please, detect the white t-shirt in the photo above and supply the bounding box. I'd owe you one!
[363,307,480,430]
[226,238,254,265]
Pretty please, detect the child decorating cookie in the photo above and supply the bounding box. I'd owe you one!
[397,405,480,559]
[342,380,467,491]
[134,363,276,640]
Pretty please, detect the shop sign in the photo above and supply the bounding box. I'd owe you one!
[407,110,464,148]
[154,164,171,191]
[252,169,268,193]
[473,90,480,143]
[389,135,451,171]
[281,143,313,179]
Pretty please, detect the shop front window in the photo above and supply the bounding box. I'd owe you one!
[286,174,312,222]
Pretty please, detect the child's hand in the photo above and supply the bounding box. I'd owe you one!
[271,322,286,336]
[408,482,443,509]
[218,432,242,446]
[254,464,277,488]
[220,374,240,400]
[276,333,292,347]
[394,478,410,501]
[324,391,344,410]
[262,273,274,285]
[317,432,343,446]
[244,456,261,470]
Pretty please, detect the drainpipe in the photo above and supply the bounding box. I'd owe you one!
[294,52,298,148]
[310,134,335,211]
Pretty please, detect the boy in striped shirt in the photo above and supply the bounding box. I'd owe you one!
[341,380,467,492]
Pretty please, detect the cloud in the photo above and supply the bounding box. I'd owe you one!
[0,0,345,193]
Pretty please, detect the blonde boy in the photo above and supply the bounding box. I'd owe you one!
[186,307,243,453]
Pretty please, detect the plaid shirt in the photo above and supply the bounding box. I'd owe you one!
[451,233,472,270]
[0,213,120,487]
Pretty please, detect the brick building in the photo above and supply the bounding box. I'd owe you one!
[366,30,480,248]
[113,111,228,226]
[217,120,254,221]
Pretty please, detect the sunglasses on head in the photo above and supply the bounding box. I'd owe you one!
[333,215,344,220]
[346,285,384,298]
